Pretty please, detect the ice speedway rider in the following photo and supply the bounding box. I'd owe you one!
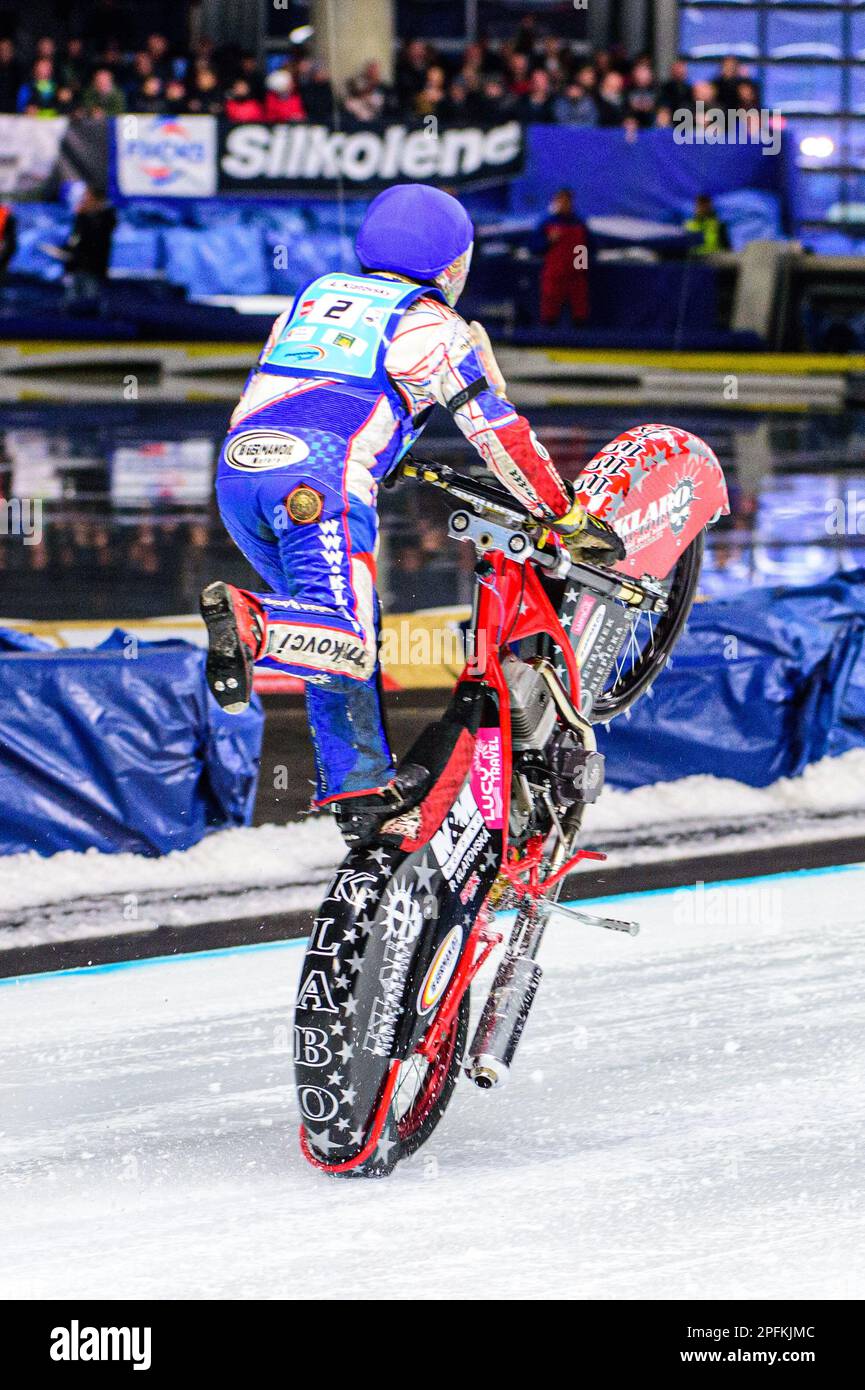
[201,182,624,845]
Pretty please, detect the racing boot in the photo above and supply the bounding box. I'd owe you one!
[199,581,265,713]
[332,763,430,847]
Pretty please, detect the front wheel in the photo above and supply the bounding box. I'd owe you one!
[590,530,704,722]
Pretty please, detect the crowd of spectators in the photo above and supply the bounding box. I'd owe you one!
[0,14,762,130]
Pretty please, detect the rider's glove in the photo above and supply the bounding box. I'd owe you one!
[551,488,626,568]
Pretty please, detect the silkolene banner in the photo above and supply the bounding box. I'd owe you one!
[217,119,525,192]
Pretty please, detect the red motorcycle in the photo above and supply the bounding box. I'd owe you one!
[294,425,728,1176]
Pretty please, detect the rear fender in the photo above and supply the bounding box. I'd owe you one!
[572,424,728,581]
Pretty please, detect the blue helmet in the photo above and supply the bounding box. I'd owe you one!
[355,184,474,305]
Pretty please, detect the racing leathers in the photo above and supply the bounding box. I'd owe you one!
[215,270,577,807]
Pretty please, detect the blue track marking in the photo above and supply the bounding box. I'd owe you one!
[2,858,862,989]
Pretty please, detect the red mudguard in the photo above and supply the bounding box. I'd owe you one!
[572,424,729,581]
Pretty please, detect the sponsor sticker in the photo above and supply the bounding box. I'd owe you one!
[470,727,504,830]
[224,430,311,471]
[417,927,463,1015]
[431,785,490,890]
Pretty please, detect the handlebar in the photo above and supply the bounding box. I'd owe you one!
[395,453,670,615]
[396,454,541,529]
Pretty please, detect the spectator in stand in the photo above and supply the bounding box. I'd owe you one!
[264,67,305,122]
[145,33,174,85]
[55,84,77,115]
[513,13,538,57]
[99,39,126,80]
[0,203,17,285]
[536,188,590,327]
[477,74,514,121]
[136,75,166,114]
[34,36,57,65]
[225,78,264,123]
[343,67,387,129]
[576,63,598,97]
[737,79,761,115]
[187,64,223,115]
[0,38,21,113]
[505,50,532,99]
[163,78,188,116]
[595,70,626,126]
[692,79,718,123]
[442,75,484,124]
[299,60,333,123]
[395,38,432,105]
[660,59,693,116]
[516,67,555,123]
[716,56,750,111]
[554,78,598,126]
[414,64,446,121]
[17,58,58,116]
[127,51,155,107]
[626,57,656,127]
[238,51,265,103]
[538,34,567,88]
[82,67,126,117]
[459,41,484,94]
[60,37,89,91]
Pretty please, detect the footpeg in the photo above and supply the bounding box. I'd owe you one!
[539,900,639,936]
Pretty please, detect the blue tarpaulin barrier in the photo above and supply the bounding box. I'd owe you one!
[600,570,865,789]
[0,629,263,857]
[3,574,864,857]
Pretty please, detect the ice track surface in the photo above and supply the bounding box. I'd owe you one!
[2,865,864,1302]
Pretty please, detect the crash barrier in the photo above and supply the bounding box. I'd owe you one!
[0,628,262,857]
[601,569,865,789]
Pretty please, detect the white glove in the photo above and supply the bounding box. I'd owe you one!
[468,320,508,399]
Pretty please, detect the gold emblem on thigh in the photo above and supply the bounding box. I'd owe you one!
[286,485,324,524]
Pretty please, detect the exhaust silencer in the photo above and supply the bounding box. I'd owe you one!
[466,954,543,1089]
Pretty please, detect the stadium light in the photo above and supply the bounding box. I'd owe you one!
[800,136,835,160]
[289,26,315,44]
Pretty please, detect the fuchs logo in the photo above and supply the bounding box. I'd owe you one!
[616,478,697,540]
[116,113,216,196]
[417,927,463,1015]
[220,121,523,186]
[50,1321,151,1371]
[224,430,311,471]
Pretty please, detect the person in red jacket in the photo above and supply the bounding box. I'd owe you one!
[224,79,264,122]
[537,188,590,328]
[263,67,306,122]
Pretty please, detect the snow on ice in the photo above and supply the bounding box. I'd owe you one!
[1,864,863,1300]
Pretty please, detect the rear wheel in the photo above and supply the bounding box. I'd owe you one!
[392,991,470,1161]
[591,531,704,722]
